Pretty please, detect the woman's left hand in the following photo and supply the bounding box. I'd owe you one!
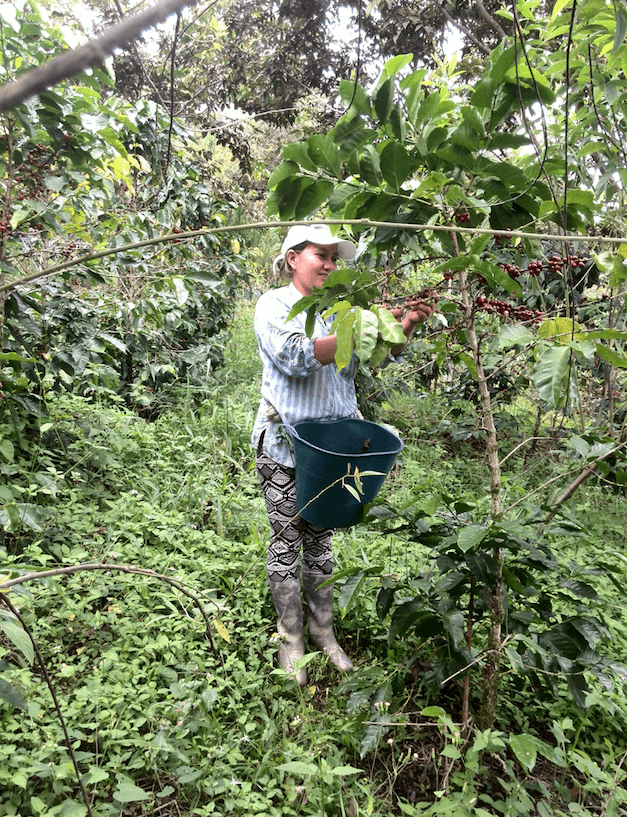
[406,302,433,325]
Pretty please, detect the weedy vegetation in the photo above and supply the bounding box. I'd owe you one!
[2,300,627,817]
[3,0,627,814]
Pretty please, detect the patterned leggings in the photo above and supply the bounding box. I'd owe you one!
[256,449,334,583]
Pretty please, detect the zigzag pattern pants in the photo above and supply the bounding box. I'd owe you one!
[256,450,334,583]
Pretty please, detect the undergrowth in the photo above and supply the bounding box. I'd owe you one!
[1,299,627,816]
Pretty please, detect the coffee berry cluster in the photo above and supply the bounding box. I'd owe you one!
[18,142,49,201]
[500,255,589,278]
[475,295,544,323]
[547,254,587,272]
[405,287,440,308]
[498,262,522,278]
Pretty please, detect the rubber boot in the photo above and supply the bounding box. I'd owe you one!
[302,572,353,672]
[268,577,307,687]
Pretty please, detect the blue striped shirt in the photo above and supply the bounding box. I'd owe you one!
[251,283,359,466]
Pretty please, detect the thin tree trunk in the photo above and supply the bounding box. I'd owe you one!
[454,235,504,730]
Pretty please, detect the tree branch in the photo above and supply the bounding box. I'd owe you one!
[547,441,627,517]
[474,0,507,39]
[2,218,627,297]
[0,0,200,113]
[439,4,492,55]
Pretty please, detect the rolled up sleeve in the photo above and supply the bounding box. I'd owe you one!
[261,324,321,378]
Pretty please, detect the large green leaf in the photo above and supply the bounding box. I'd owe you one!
[466,552,499,586]
[353,308,379,363]
[389,602,442,642]
[332,119,377,157]
[530,345,571,407]
[307,134,341,177]
[537,317,578,344]
[357,192,402,222]
[610,255,627,288]
[497,324,535,349]
[461,104,486,135]
[277,761,319,776]
[595,343,627,369]
[328,182,359,212]
[374,77,395,124]
[457,524,489,552]
[451,123,481,152]
[359,145,382,187]
[338,79,371,115]
[113,782,151,803]
[333,309,356,370]
[338,571,368,617]
[415,91,441,126]
[405,81,426,126]
[294,180,335,220]
[380,142,415,192]
[0,618,34,665]
[327,765,363,776]
[370,304,406,344]
[0,678,28,711]
[441,609,465,648]
[342,191,375,220]
[470,77,494,109]
[614,6,627,52]
[360,722,388,758]
[583,329,627,341]
[266,176,315,219]
[370,339,393,367]
[509,734,537,771]
[283,143,318,172]
[380,53,414,81]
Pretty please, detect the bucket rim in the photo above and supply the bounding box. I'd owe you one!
[284,418,404,459]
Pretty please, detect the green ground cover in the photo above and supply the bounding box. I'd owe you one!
[2,298,627,816]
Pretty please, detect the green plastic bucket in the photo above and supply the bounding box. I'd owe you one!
[285,419,403,528]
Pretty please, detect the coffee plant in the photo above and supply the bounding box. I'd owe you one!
[267,1,627,730]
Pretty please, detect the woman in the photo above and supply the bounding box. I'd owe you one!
[252,224,431,686]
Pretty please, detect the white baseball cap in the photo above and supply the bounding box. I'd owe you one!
[280,224,356,260]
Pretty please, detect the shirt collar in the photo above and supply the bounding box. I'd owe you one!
[288,281,302,300]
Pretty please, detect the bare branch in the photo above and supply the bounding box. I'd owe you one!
[0,0,200,113]
[439,4,491,55]
[2,217,627,297]
[547,441,627,516]
[474,0,507,39]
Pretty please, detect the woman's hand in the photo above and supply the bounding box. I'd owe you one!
[389,302,433,356]
[405,303,433,325]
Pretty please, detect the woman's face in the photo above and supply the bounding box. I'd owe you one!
[288,242,338,296]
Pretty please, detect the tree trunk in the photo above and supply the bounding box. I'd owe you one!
[458,260,504,729]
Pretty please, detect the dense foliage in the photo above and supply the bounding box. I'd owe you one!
[2,0,627,814]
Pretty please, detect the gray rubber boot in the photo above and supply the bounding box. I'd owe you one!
[302,572,354,673]
[268,577,307,687]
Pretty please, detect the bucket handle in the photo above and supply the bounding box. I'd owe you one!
[279,424,297,451]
